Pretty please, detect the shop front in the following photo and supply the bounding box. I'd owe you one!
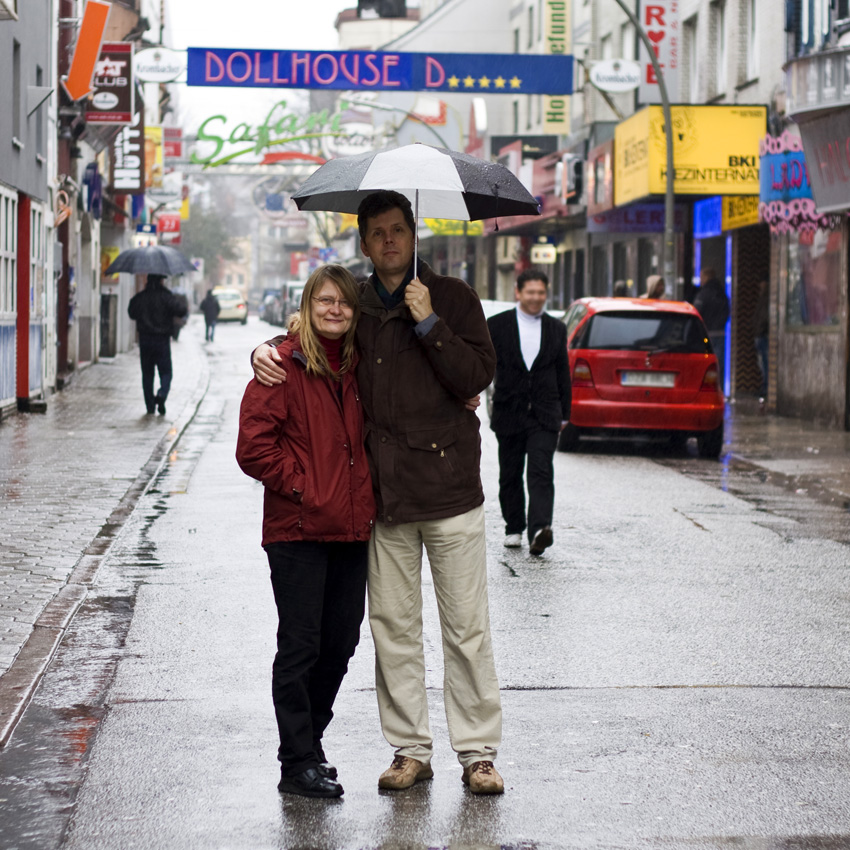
[760,126,849,427]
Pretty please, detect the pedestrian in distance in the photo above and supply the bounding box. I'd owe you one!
[250,190,505,795]
[487,270,571,555]
[641,274,666,299]
[127,274,189,416]
[613,279,629,297]
[693,267,730,393]
[199,288,220,342]
[236,264,374,799]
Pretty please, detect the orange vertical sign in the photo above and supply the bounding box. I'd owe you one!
[62,0,111,101]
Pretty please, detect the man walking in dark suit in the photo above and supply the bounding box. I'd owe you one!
[487,270,571,555]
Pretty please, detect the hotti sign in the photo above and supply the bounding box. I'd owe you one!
[187,48,574,95]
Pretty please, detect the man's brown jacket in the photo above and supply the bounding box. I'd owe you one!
[265,261,495,525]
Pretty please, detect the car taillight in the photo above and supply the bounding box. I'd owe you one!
[700,365,719,392]
[573,358,594,387]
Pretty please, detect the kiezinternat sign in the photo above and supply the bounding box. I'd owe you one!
[187,48,573,95]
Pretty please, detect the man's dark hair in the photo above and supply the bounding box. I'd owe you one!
[357,190,416,240]
[516,269,549,291]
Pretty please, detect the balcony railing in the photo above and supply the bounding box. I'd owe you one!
[786,45,850,118]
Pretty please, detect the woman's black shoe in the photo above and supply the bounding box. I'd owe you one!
[317,762,338,779]
[278,767,343,798]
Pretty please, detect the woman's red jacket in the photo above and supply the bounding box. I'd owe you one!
[236,335,375,546]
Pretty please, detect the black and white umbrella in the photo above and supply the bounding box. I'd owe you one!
[292,143,540,274]
[104,244,197,277]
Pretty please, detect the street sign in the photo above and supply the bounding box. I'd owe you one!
[134,47,187,82]
[531,244,557,264]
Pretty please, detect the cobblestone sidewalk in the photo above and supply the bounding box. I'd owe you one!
[0,319,209,683]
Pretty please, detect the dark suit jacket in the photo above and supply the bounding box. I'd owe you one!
[487,308,571,436]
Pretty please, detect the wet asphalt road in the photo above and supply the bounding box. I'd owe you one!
[1,316,849,850]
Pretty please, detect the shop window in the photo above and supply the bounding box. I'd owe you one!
[0,186,18,315]
[786,228,842,327]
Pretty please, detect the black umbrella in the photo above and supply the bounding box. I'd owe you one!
[292,143,540,220]
[104,244,197,276]
[292,143,540,274]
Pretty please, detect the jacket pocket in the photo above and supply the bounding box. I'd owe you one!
[405,426,459,476]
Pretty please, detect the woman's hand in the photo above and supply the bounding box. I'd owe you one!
[253,344,288,387]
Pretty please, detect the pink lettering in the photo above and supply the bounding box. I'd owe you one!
[205,52,224,83]
[292,53,310,85]
[425,56,445,88]
[272,53,289,84]
[313,53,339,85]
[362,54,381,86]
[382,54,401,87]
[226,52,251,84]
[254,52,270,84]
[340,53,359,85]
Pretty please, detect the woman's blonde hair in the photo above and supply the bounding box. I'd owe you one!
[287,264,361,378]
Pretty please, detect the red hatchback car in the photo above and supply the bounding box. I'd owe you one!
[559,297,725,457]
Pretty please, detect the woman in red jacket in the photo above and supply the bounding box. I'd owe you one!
[236,264,375,799]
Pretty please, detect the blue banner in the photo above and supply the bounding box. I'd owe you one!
[187,48,573,95]
[759,150,813,204]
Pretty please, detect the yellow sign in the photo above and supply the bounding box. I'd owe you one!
[180,197,191,221]
[424,218,484,236]
[543,0,570,135]
[614,106,766,206]
[721,195,759,230]
[144,126,164,189]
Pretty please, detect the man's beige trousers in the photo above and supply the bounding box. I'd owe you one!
[368,505,502,768]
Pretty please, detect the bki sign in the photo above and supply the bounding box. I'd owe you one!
[638,1,679,105]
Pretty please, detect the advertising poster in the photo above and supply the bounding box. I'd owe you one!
[86,42,134,124]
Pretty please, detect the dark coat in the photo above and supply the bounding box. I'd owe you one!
[261,262,496,525]
[236,335,375,546]
[694,278,730,332]
[128,280,188,336]
[200,293,220,322]
[356,262,495,525]
[487,308,571,435]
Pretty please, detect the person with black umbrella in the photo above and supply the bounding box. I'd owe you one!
[127,274,189,415]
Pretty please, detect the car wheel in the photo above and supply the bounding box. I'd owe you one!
[241,316,248,325]
[557,422,581,453]
[697,422,724,459]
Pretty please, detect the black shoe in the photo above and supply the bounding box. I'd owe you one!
[278,767,343,798]
[529,526,553,555]
[155,395,166,416]
[317,762,338,779]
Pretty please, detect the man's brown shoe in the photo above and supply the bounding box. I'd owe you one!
[462,760,504,794]
[378,755,434,790]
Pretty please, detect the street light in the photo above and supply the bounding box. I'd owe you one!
[609,0,675,292]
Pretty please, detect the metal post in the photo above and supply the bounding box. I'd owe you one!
[609,0,675,291]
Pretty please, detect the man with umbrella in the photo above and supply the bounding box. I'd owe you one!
[128,274,189,415]
[252,190,505,794]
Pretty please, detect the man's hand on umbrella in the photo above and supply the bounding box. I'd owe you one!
[405,278,433,323]
[252,344,288,386]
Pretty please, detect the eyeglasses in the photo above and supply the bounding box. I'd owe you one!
[312,296,354,310]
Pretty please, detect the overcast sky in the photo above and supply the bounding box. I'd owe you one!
[168,0,349,132]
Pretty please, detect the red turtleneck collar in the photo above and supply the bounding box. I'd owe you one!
[318,334,343,373]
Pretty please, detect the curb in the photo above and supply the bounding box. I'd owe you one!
[0,349,211,748]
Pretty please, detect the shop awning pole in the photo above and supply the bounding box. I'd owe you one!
[611,0,675,292]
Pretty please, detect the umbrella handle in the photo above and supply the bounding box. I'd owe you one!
[414,189,419,280]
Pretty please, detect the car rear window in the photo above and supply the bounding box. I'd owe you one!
[571,310,710,353]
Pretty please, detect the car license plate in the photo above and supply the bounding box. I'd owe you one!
[620,371,676,388]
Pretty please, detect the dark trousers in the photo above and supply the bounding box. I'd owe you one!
[138,333,173,413]
[496,425,559,541]
[265,540,368,776]
[204,319,216,341]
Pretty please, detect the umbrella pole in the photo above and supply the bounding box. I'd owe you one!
[414,189,419,279]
